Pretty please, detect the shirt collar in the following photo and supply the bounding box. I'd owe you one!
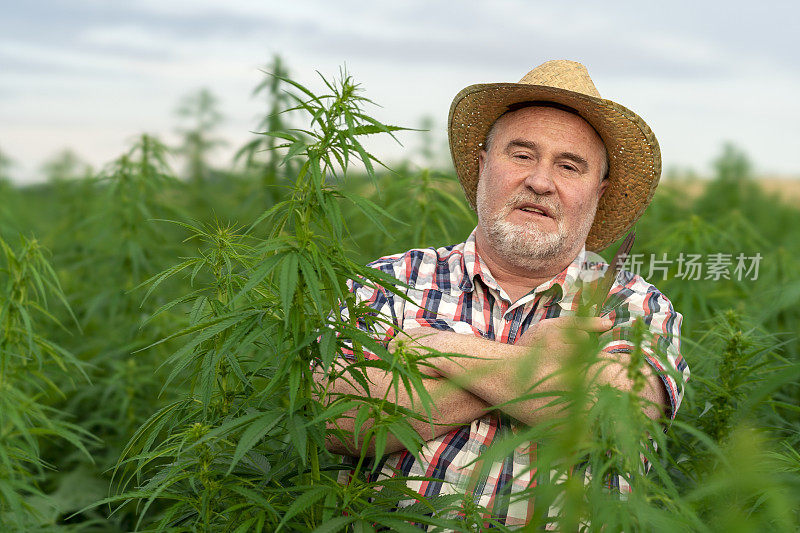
[457,230,480,293]
[458,228,589,307]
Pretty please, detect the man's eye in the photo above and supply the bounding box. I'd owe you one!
[559,164,578,172]
[513,153,531,160]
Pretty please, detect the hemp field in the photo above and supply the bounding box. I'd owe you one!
[1,66,799,532]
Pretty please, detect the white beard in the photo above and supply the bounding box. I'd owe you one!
[476,182,597,270]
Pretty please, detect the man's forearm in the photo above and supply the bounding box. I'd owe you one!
[408,329,668,424]
[314,363,490,456]
[415,332,562,425]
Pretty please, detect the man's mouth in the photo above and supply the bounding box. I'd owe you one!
[516,204,552,218]
[519,206,546,215]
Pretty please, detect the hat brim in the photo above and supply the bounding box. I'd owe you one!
[448,82,661,251]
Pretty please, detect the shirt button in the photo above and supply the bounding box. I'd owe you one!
[479,444,488,454]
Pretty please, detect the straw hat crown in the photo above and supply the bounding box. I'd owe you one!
[448,59,661,251]
[518,60,601,97]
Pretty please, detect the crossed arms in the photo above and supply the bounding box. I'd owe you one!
[315,315,669,456]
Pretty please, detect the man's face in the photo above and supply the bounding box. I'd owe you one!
[475,105,608,270]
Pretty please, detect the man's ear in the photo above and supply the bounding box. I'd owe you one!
[478,149,486,175]
[598,178,609,199]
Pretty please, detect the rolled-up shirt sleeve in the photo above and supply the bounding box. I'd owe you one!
[332,255,410,362]
[597,271,689,423]
[336,277,399,361]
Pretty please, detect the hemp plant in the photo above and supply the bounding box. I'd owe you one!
[347,167,476,260]
[0,235,93,529]
[175,89,226,184]
[96,69,465,532]
[0,148,17,236]
[61,134,184,458]
[235,55,299,202]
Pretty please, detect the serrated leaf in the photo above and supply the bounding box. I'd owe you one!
[319,328,336,371]
[310,515,355,533]
[298,254,323,317]
[353,404,370,450]
[387,420,424,461]
[309,399,359,425]
[372,427,387,459]
[288,361,301,411]
[350,124,406,136]
[198,348,220,413]
[287,414,307,464]
[275,486,328,532]
[258,131,298,142]
[234,253,283,303]
[227,413,283,475]
[279,253,300,321]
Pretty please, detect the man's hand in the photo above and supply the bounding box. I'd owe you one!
[515,315,614,348]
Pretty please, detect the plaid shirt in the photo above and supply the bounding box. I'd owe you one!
[338,229,689,528]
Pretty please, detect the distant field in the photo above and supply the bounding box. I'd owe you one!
[662,176,800,203]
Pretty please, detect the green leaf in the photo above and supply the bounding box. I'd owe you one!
[287,414,308,464]
[137,258,200,305]
[366,517,425,533]
[319,328,336,371]
[310,515,355,533]
[258,130,298,142]
[157,312,257,393]
[283,139,307,164]
[351,139,374,177]
[350,124,407,136]
[339,191,402,238]
[288,361,301,411]
[198,348,221,412]
[279,253,300,320]
[321,489,338,524]
[353,404,370,449]
[387,419,424,457]
[233,518,258,533]
[309,399,359,425]
[372,426,387,459]
[298,254,323,317]
[275,486,328,532]
[227,413,283,474]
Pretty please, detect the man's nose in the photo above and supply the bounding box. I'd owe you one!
[523,164,556,195]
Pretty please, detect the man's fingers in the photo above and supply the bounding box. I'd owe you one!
[552,316,615,332]
[561,329,591,344]
[389,328,428,349]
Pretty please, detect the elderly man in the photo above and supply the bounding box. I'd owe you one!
[318,60,689,527]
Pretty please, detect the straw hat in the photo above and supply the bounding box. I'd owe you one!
[448,59,661,251]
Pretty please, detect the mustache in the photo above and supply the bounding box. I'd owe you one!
[505,193,560,216]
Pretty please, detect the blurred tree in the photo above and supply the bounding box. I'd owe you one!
[0,146,12,182]
[414,115,449,169]
[41,149,92,182]
[259,55,293,182]
[100,133,181,289]
[236,55,297,201]
[417,115,436,166]
[695,142,759,219]
[713,142,752,182]
[175,88,226,184]
[0,148,16,235]
[663,164,699,182]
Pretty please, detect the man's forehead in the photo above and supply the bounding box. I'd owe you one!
[491,103,607,161]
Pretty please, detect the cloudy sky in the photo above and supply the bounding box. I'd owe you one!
[2,0,799,183]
